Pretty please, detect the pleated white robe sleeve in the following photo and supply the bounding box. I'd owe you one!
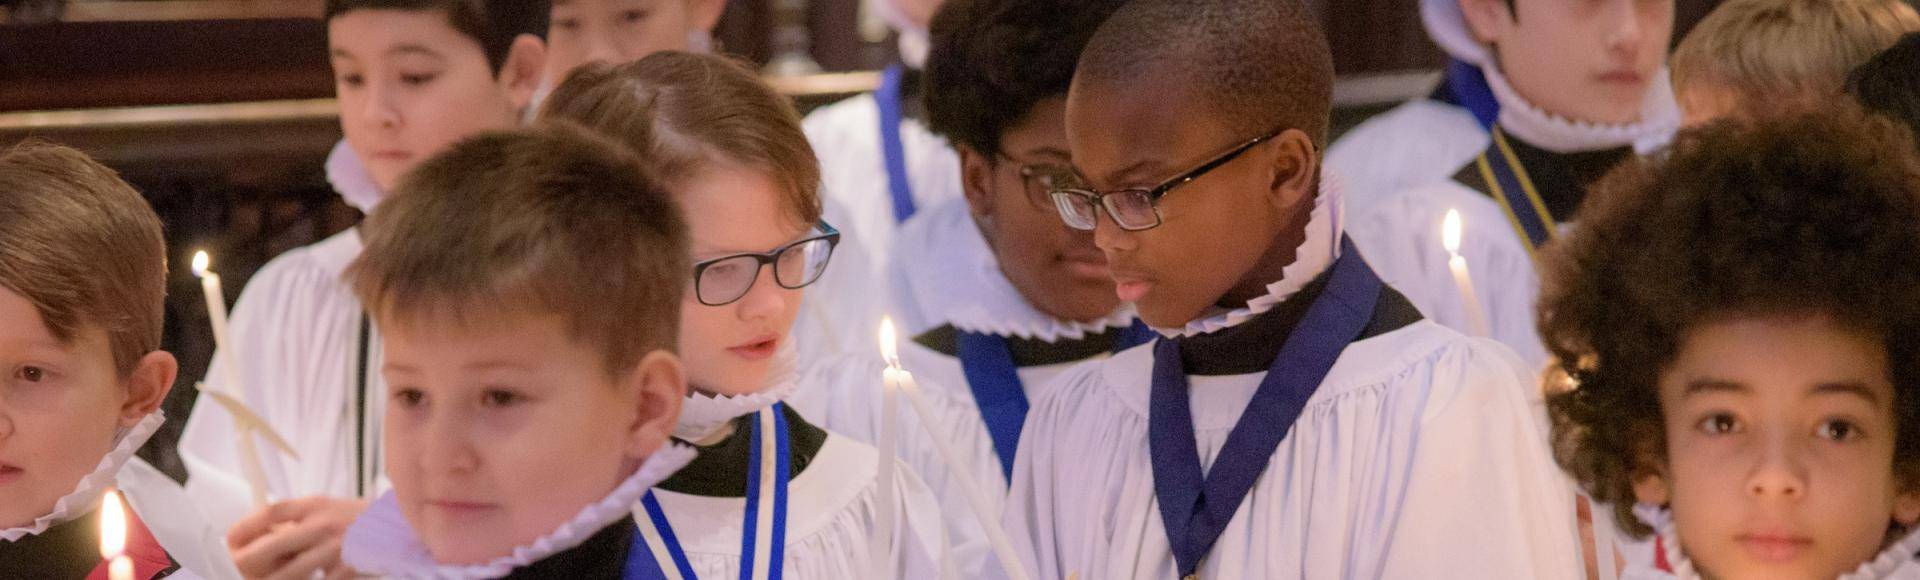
[178,230,383,533]
[786,354,1000,578]
[644,434,954,579]
[801,93,963,278]
[998,322,1581,580]
[1349,181,1549,368]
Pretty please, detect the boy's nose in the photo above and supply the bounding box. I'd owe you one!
[1092,211,1138,254]
[419,415,480,475]
[735,268,789,322]
[1603,0,1647,59]
[0,410,12,440]
[1745,438,1809,500]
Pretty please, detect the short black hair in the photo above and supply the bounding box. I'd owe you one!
[1539,106,1920,537]
[1850,32,1920,148]
[325,0,549,73]
[922,0,1129,156]
[1076,0,1335,146]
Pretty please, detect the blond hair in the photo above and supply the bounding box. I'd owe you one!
[349,122,689,376]
[0,141,167,377]
[1674,0,1920,116]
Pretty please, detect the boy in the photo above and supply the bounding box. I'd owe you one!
[1000,0,1580,577]
[1347,0,1679,367]
[1850,32,1920,145]
[175,1,547,577]
[543,0,725,87]
[337,123,694,577]
[0,142,236,579]
[1540,107,1920,579]
[1671,0,1920,127]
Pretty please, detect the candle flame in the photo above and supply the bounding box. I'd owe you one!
[191,250,211,278]
[878,317,899,368]
[100,490,126,560]
[1442,210,1463,255]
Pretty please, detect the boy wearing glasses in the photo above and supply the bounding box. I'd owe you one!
[996,0,1581,578]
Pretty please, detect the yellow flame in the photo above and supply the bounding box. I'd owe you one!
[99,490,126,560]
[878,317,899,367]
[191,250,211,278]
[1442,210,1463,255]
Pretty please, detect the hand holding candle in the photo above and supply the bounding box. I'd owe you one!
[192,250,296,508]
[1443,210,1493,338]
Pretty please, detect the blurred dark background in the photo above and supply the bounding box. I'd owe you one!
[0,0,1728,482]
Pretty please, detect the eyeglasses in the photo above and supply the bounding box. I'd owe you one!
[1048,128,1285,232]
[986,152,1081,211]
[691,222,841,306]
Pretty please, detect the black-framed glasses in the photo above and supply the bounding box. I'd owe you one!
[1048,128,1285,232]
[691,222,841,306]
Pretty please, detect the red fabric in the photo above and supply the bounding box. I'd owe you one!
[1654,535,1674,573]
[85,491,179,580]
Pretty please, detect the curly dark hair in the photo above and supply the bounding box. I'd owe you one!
[1538,105,1920,537]
[921,0,1128,156]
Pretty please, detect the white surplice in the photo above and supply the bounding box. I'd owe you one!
[997,181,1583,579]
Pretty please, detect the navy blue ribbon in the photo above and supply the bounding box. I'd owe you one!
[876,64,918,224]
[628,405,792,580]
[1438,59,1499,131]
[1476,127,1556,253]
[1149,238,1382,579]
[956,320,1158,480]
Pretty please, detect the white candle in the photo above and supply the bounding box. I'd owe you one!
[191,251,272,508]
[892,369,1033,580]
[1443,210,1493,338]
[873,319,902,577]
[100,491,133,580]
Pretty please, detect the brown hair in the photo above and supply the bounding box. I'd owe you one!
[1539,106,1920,537]
[349,122,689,376]
[538,51,822,229]
[0,141,166,377]
[1674,0,1920,118]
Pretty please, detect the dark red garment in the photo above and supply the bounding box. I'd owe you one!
[87,492,180,580]
[0,489,180,579]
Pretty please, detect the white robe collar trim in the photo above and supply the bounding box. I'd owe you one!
[325,140,386,214]
[897,198,1140,343]
[341,443,697,579]
[673,341,799,442]
[1483,64,1680,155]
[1636,503,1920,579]
[1158,175,1345,339]
[0,411,165,542]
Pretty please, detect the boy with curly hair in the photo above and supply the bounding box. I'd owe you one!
[1539,107,1920,579]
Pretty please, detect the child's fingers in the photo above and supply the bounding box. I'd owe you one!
[230,517,339,579]
[265,536,344,580]
[225,497,326,550]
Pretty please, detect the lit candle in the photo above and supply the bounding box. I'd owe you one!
[191,250,273,508]
[1443,210,1493,338]
[873,318,902,577]
[100,491,133,580]
[890,368,1034,580]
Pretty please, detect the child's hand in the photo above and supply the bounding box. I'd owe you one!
[225,496,372,580]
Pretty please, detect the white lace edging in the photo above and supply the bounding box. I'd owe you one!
[1636,502,1920,579]
[897,198,1141,343]
[1483,65,1680,155]
[1,411,166,542]
[675,341,799,441]
[1158,175,1346,338]
[326,140,386,214]
[341,443,698,579]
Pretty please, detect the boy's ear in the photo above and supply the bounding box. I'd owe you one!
[499,34,549,115]
[1631,471,1670,507]
[623,350,687,459]
[1895,486,1920,528]
[121,351,178,427]
[689,0,727,35]
[1458,0,1515,45]
[1263,129,1317,211]
[958,147,998,223]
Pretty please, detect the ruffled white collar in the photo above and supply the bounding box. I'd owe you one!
[341,443,697,579]
[1482,64,1680,155]
[895,198,1140,343]
[325,140,386,214]
[1636,503,1920,579]
[1,411,165,542]
[1159,175,1345,339]
[674,341,799,442]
